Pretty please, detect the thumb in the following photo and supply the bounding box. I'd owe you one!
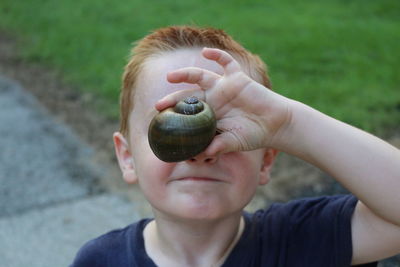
[155,88,204,111]
[204,132,240,156]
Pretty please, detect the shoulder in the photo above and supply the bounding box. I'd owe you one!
[250,194,357,225]
[243,195,359,266]
[71,225,133,267]
[256,195,357,223]
[244,194,358,242]
[70,219,150,267]
[268,195,358,240]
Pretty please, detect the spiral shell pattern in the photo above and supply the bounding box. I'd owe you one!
[148,96,216,162]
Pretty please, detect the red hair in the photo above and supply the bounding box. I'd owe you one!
[120,25,271,136]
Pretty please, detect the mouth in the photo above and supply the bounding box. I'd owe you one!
[175,177,222,182]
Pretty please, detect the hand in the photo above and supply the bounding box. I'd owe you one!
[156,47,292,155]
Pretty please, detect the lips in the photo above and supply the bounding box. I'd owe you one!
[176,177,222,182]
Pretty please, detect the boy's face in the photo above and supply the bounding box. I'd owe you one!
[114,48,276,221]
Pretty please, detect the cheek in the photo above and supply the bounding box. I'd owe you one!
[222,151,263,183]
[134,144,173,180]
[134,152,176,204]
[131,135,175,186]
[129,131,167,176]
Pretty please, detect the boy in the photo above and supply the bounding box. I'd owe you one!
[71,26,400,266]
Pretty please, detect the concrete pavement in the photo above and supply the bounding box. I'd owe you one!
[0,76,147,267]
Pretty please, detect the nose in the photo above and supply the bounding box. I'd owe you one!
[187,151,218,164]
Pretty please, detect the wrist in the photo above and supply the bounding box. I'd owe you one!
[268,99,311,153]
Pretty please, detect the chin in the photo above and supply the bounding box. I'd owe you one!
[151,201,222,222]
[172,202,237,222]
[151,194,244,222]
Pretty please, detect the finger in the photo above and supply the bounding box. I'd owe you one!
[202,47,242,75]
[167,67,220,90]
[155,88,205,111]
[204,132,238,156]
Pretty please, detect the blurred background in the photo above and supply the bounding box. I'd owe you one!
[0,0,399,266]
[1,0,399,131]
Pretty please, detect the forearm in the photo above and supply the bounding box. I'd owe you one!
[276,100,400,225]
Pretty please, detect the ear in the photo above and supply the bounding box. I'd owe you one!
[113,132,138,184]
[259,149,279,185]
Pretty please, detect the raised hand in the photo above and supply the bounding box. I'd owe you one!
[156,47,292,155]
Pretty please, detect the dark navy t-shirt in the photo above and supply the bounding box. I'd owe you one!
[71,195,377,267]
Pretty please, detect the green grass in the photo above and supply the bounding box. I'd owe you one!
[0,0,399,133]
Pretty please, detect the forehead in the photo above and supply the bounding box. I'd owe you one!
[131,48,224,120]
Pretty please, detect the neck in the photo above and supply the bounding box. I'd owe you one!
[144,213,244,267]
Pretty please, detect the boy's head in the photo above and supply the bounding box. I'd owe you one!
[120,25,271,137]
[114,25,277,220]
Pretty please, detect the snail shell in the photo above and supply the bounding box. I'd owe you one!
[148,96,216,162]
